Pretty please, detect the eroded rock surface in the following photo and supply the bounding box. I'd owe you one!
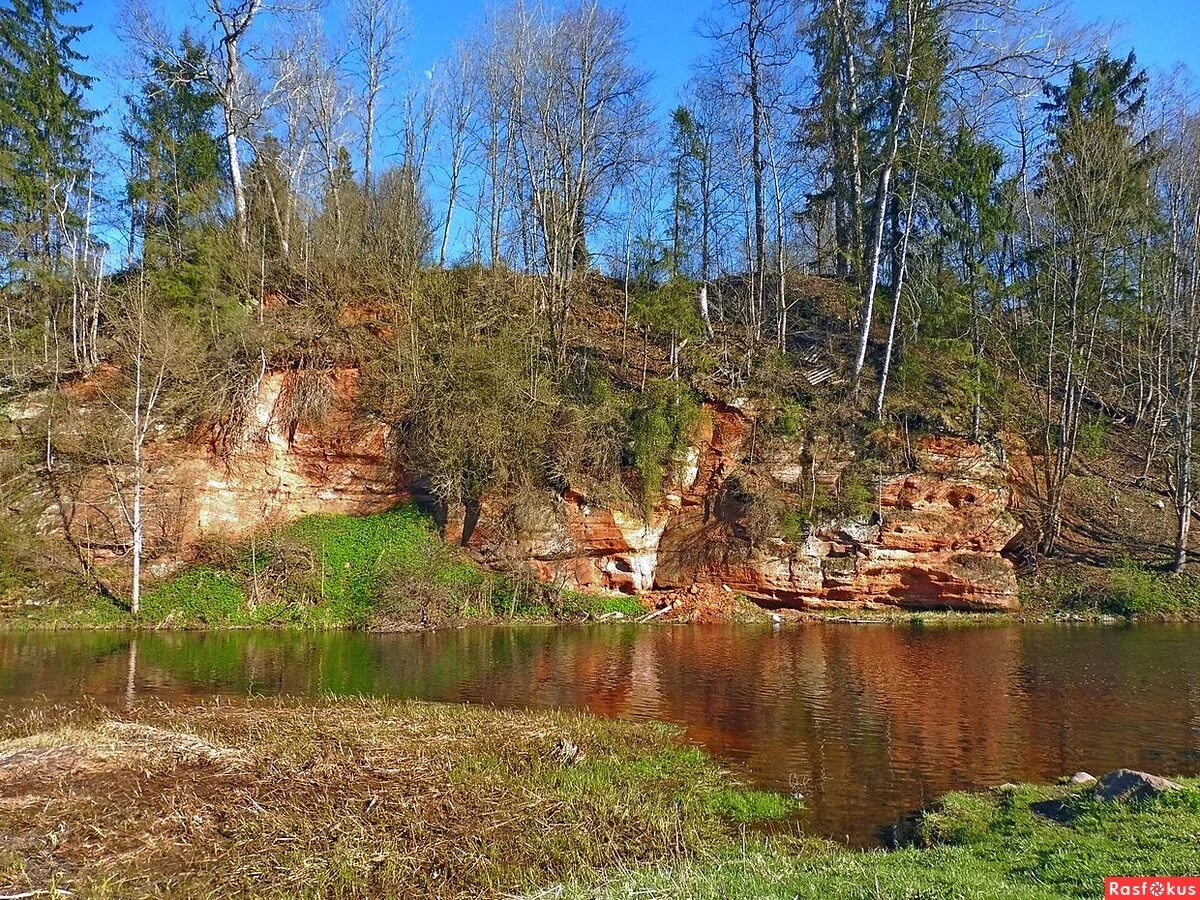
[55,371,1021,611]
[459,404,1019,611]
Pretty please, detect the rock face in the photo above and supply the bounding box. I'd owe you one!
[59,370,1020,611]
[457,404,1020,612]
[63,369,403,570]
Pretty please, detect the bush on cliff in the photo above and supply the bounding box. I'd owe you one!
[629,379,702,511]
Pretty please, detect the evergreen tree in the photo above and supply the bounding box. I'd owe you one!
[0,0,96,278]
[122,33,223,270]
[1031,52,1154,553]
[668,106,701,278]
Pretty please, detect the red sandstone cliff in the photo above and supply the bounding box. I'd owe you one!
[58,369,1020,611]
[454,403,1019,611]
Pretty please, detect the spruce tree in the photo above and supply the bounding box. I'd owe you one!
[122,33,222,269]
[0,0,96,278]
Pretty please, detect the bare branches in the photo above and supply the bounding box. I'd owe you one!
[347,0,408,199]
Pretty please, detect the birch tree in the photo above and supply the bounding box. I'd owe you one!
[435,44,477,266]
[1160,112,1200,571]
[347,0,407,204]
[93,279,199,613]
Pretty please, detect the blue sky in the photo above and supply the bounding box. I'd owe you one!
[70,0,1200,121]
[61,0,1200,261]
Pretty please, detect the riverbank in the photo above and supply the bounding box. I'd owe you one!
[5,505,1200,630]
[0,506,653,631]
[0,697,1195,899]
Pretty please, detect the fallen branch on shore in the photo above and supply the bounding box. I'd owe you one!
[636,600,678,623]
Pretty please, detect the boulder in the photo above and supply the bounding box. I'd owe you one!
[1093,769,1182,803]
[1067,771,1096,785]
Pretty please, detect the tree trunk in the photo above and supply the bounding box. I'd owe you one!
[747,0,766,339]
[875,168,921,419]
[851,8,915,388]
[224,115,248,252]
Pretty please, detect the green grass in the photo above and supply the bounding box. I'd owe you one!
[1021,559,1200,620]
[266,505,463,626]
[140,565,253,625]
[1,697,1197,898]
[3,505,648,630]
[704,786,801,823]
[566,779,1200,899]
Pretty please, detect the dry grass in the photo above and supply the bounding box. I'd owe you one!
[0,697,762,899]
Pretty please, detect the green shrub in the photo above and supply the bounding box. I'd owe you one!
[1022,560,1200,619]
[779,506,811,544]
[1101,558,1180,617]
[628,379,702,511]
[835,468,876,521]
[1078,416,1108,460]
[779,467,876,541]
[630,276,704,341]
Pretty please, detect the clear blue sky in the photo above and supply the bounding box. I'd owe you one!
[62,0,1200,264]
[70,0,1200,121]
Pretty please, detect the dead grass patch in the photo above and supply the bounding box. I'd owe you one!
[0,697,765,899]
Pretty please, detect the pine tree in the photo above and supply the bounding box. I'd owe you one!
[668,106,701,278]
[1033,51,1154,554]
[0,0,96,278]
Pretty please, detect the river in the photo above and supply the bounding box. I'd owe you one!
[1,622,1197,845]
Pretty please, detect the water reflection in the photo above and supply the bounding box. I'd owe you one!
[1,623,1197,844]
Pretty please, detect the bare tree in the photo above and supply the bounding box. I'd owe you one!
[504,0,651,360]
[91,279,198,613]
[347,0,407,204]
[300,27,356,255]
[436,43,478,266]
[702,0,795,339]
[1160,112,1200,570]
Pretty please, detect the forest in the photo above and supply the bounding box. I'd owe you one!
[1,0,1199,616]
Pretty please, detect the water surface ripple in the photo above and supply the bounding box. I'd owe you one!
[2,622,1196,844]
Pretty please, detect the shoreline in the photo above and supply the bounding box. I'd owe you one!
[0,600,1192,631]
[0,695,1194,899]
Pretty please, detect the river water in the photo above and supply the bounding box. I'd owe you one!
[2,622,1197,844]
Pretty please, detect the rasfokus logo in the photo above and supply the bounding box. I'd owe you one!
[1107,878,1200,897]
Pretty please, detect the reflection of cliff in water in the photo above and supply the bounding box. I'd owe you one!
[2,624,1198,845]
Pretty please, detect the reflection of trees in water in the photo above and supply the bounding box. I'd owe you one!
[0,630,130,704]
[3,625,1200,844]
[126,638,137,708]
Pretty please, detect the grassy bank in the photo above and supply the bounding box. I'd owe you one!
[0,697,793,899]
[8,505,1200,629]
[1,697,1196,899]
[1,505,644,630]
[569,778,1200,899]
[1019,559,1200,622]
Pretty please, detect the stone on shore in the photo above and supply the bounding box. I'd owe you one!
[1094,769,1182,802]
